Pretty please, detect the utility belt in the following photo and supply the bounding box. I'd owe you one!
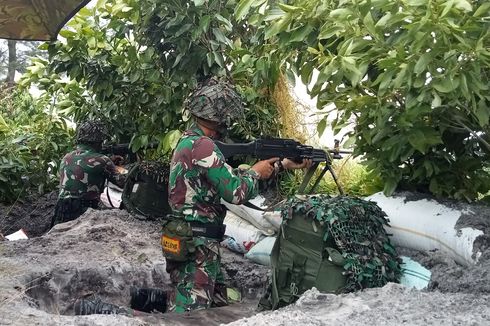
[160,216,226,262]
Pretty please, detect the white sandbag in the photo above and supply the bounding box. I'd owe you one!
[263,211,282,230]
[222,195,277,234]
[245,236,276,266]
[366,192,484,266]
[221,237,253,254]
[221,211,266,253]
[100,183,123,208]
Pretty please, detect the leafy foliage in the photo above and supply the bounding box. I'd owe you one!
[0,87,73,203]
[238,0,490,200]
[17,0,490,202]
[21,0,281,156]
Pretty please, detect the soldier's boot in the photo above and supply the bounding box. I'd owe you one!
[130,286,167,314]
[74,296,129,315]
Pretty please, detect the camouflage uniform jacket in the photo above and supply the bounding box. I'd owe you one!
[58,144,126,201]
[168,126,259,225]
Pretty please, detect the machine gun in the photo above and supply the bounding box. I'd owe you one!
[101,142,160,156]
[215,138,351,194]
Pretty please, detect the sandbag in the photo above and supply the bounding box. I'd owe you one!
[221,211,266,253]
[245,236,276,266]
[222,195,277,234]
[399,256,431,290]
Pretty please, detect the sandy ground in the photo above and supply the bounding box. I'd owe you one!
[0,200,489,325]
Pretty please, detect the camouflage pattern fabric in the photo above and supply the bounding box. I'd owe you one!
[58,144,126,201]
[0,0,91,41]
[167,240,227,313]
[184,77,244,126]
[168,126,259,225]
[166,125,259,313]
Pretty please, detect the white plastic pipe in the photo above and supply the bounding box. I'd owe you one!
[366,193,483,266]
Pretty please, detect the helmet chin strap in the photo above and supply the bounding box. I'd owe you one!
[194,116,228,140]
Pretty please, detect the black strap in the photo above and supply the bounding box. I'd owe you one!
[189,221,226,240]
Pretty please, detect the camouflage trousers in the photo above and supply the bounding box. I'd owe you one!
[166,240,228,313]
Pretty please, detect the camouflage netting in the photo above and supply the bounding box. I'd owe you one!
[184,77,244,126]
[281,195,402,292]
[75,120,108,144]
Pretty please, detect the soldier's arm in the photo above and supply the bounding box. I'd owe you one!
[193,137,259,204]
[103,157,126,189]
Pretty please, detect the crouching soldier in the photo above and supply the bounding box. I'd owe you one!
[51,120,126,228]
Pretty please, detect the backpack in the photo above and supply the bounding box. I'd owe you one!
[259,195,401,310]
[121,161,171,220]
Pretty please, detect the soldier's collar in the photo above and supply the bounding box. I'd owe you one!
[185,125,205,136]
[77,144,96,152]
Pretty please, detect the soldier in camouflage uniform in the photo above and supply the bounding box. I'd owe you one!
[164,77,310,313]
[52,120,126,227]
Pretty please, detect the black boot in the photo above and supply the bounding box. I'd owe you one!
[130,287,167,313]
[74,296,128,315]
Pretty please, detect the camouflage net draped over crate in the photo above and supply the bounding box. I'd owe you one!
[121,161,171,220]
[282,195,402,292]
[260,195,401,310]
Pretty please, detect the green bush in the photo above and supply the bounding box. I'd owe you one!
[0,87,73,203]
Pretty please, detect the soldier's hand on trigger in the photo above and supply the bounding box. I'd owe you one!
[251,157,279,179]
[281,158,313,170]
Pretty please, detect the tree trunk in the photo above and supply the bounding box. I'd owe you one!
[6,40,17,87]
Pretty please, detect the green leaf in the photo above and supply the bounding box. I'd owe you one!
[329,9,353,19]
[431,92,441,107]
[215,14,233,32]
[414,53,431,75]
[241,54,252,64]
[235,0,256,21]
[264,13,292,39]
[213,51,225,68]
[375,12,392,28]
[408,130,427,153]
[454,0,472,12]
[289,25,314,43]
[162,130,182,153]
[193,0,206,7]
[474,3,490,17]
[405,0,427,6]
[432,77,458,93]
[441,0,455,17]
[383,178,398,196]
[198,15,211,34]
[277,3,302,12]
[212,28,232,46]
[476,101,490,127]
[317,119,327,137]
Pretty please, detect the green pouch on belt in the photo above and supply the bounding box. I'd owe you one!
[161,220,195,261]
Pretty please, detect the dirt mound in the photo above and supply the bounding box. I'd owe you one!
[0,208,266,325]
[228,284,490,326]
[0,191,57,238]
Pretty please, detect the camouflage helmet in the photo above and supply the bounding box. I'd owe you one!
[75,120,109,144]
[184,77,244,126]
